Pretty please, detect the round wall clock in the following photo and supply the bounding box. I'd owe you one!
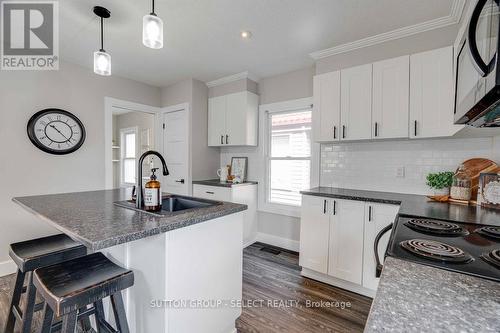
[27,109,86,155]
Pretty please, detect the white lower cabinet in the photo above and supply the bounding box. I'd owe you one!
[193,183,257,248]
[299,194,399,297]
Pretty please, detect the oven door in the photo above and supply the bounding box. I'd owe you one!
[455,0,499,124]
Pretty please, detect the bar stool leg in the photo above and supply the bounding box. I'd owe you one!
[61,311,78,333]
[3,269,25,333]
[111,292,129,333]
[78,306,92,332]
[93,300,105,333]
[39,303,54,333]
[20,272,37,333]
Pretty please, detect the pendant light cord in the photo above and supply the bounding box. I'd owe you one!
[100,17,104,51]
[151,0,155,15]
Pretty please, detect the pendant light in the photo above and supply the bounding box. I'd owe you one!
[143,0,163,49]
[93,6,111,76]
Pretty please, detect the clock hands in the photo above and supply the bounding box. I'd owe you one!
[49,124,71,142]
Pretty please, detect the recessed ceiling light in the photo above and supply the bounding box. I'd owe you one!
[241,31,252,39]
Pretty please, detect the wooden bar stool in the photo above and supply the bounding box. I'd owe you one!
[34,252,134,333]
[3,234,87,333]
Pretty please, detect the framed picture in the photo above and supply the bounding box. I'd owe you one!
[478,173,500,209]
[231,157,248,181]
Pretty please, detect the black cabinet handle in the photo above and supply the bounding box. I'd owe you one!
[368,205,372,221]
[226,135,229,144]
[206,191,215,194]
[342,125,346,139]
[333,126,337,139]
[175,179,185,184]
[414,120,417,137]
[220,135,223,144]
[374,122,378,137]
[333,200,336,215]
[323,200,327,214]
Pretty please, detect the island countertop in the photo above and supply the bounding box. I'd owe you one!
[13,189,247,251]
[364,257,500,333]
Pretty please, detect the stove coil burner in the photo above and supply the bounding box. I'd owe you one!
[481,249,500,269]
[404,219,468,236]
[400,239,473,263]
[476,226,500,240]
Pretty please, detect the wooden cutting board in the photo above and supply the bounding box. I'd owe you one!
[458,158,500,202]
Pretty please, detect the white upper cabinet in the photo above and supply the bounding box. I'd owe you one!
[409,46,462,138]
[340,64,372,141]
[208,91,259,147]
[299,195,330,274]
[372,55,410,139]
[313,71,341,142]
[328,199,365,284]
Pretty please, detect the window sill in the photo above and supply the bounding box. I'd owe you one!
[258,201,301,218]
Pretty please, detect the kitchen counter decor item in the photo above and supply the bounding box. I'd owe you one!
[231,157,248,182]
[217,165,230,182]
[458,158,500,203]
[426,171,453,195]
[478,173,500,209]
[450,164,472,201]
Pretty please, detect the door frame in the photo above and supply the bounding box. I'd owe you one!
[104,97,160,189]
[160,103,192,195]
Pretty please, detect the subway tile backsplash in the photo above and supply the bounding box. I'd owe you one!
[320,137,499,195]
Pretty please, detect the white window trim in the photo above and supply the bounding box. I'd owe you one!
[120,126,139,186]
[257,97,317,218]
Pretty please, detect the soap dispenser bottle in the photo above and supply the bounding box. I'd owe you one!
[144,168,162,211]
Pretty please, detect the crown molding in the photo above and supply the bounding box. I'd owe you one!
[310,0,466,60]
[206,71,259,88]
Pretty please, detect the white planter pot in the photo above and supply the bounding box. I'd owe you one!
[431,187,450,196]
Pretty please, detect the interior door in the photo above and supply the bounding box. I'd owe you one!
[328,199,365,284]
[162,109,189,195]
[208,96,226,146]
[340,64,372,140]
[372,55,409,139]
[362,203,399,290]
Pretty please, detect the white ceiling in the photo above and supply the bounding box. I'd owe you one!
[59,0,457,87]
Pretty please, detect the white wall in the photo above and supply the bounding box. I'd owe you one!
[320,137,500,194]
[0,61,161,267]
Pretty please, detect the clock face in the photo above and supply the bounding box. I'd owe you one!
[27,109,86,155]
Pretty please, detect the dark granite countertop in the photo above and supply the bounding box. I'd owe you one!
[364,257,500,333]
[301,187,500,226]
[13,189,247,251]
[192,179,258,188]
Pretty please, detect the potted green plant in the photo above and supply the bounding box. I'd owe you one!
[426,171,454,195]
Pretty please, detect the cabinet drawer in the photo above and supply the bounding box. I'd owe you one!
[193,185,231,202]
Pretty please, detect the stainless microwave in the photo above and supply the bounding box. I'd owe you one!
[455,0,500,127]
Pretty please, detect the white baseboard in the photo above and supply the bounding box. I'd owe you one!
[243,236,258,249]
[256,232,300,252]
[301,268,376,298]
[0,259,17,277]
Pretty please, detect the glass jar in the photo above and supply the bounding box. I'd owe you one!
[450,165,472,201]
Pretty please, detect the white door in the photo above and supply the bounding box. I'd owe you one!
[409,46,459,138]
[340,64,372,140]
[225,92,247,146]
[208,95,226,146]
[328,199,365,284]
[362,203,399,290]
[313,71,341,142]
[299,195,330,274]
[372,55,409,139]
[162,109,189,195]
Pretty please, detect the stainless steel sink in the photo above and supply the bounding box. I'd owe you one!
[114,195,221,216]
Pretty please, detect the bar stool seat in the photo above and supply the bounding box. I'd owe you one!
[34,252,134,333]
[9,234,87,273]
[3,234,87,333]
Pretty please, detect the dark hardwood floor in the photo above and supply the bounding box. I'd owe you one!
[236,243,372,333]
[0,243,372,333]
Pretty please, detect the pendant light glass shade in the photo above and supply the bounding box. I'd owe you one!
[94,50,111,76]
[143,14,163,49]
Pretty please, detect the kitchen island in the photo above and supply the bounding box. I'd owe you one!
[13,188,247,333]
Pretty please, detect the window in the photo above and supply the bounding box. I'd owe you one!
[267,109,311,207]
[120,128,137,185]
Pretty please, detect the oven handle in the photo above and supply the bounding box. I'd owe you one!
[375,223,393,278]
[468,0,497,77]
